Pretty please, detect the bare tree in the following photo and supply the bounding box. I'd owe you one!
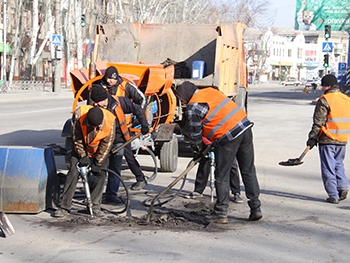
[212,0,273,28]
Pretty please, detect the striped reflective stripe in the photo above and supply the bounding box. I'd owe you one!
[207,105,240,140]
[203,98,231,126]
[328,129,350,134]
[327,118,350,122]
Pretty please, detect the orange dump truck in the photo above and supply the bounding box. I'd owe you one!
[65,22,248,172]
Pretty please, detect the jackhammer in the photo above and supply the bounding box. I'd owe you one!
[76,164,94,218]
[208,151,215,203]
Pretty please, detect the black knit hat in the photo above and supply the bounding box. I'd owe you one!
[105,66,119,80]
[321,74,338,86]
[86,107,103,127]
[91,84,108,102]
[175,81,197,104]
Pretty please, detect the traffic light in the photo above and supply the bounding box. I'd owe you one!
[81,14,86,27]
[323,54,329,68]
[324,25,331,39]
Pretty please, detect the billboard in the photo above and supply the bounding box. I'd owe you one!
[295,0,350,31]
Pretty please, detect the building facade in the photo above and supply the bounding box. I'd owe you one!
[245,27,349,83]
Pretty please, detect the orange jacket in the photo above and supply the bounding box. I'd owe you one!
[78,105,116,158]
[112,96,131,141]
[321,92,350,142]
[189,88,247,142]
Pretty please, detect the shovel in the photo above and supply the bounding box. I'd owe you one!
[279,146,310,166]
[0,212,15,237]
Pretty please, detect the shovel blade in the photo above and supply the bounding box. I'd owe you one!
[0,212,15,237]
[279,158,303,166]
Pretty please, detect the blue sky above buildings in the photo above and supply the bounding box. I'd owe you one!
[270,0,296,28]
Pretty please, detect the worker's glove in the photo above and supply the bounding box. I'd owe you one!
[306,138,318,150]
[91,164,102,174]
[141,126,149,135]
[78,156,90,167]
[192,144,204,160]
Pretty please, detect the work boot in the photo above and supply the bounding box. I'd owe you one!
[130,180,147,190]
[326,197,339,204]
[184,191,203,199]
[339,189,348,201]
[104,197,124,205]
[205,212,228,224]
[53,208,69,218]
[92,207,104,217]
[248,208,263,221]
[231,193,243,203]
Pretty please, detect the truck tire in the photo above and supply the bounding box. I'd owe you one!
[65,137,73,170]
[159,134,178,172]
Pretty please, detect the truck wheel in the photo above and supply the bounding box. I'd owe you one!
[65,137,73,170]
[159,134,178,172]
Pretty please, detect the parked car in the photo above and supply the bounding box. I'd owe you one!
[305,78,321,88]
[281,77,302,86]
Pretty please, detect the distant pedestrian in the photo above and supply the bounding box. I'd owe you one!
[307,74,350,204]
[311,82,317,93]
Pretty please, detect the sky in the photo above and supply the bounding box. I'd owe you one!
[270,0,297,28]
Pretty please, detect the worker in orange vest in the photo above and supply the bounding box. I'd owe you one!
[307,74,350,204]
[175,81,262,223]
[54,106,116,217]
[96,66,148,190]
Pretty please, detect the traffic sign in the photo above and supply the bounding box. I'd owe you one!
[322,42,333,53]
[51,34,62,46]
[338,62,347,74]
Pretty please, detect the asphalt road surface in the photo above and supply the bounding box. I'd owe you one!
[0,82,349,263]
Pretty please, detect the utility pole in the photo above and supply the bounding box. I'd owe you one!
[53,0,61,92]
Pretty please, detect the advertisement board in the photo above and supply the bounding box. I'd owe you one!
[295,0,350,31]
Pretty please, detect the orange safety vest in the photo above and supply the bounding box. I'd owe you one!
[189,88,247,142]
[112,96,131,141]
[78,105,116,157]
[115,81,126,97]
[321,92,350,142]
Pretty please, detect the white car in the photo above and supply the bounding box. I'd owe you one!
[281,78,302,86]
[305,79,321,88]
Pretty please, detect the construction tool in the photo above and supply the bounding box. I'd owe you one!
[279,146,310,166]
[208,151,215,203]
[111,133,142,154]
[77,165,93,217]
[0,212,15,237]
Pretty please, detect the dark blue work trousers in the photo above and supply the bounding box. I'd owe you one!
[214,127,261,216]
[106,143,124,200]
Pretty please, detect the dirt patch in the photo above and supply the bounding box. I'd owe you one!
[45,199,233,232]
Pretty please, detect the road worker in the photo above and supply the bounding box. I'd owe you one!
[90,84,149,205]
[306,74,350,204]
[175,81,262,223]
[96,66,149,190]
[53,106,116,217]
